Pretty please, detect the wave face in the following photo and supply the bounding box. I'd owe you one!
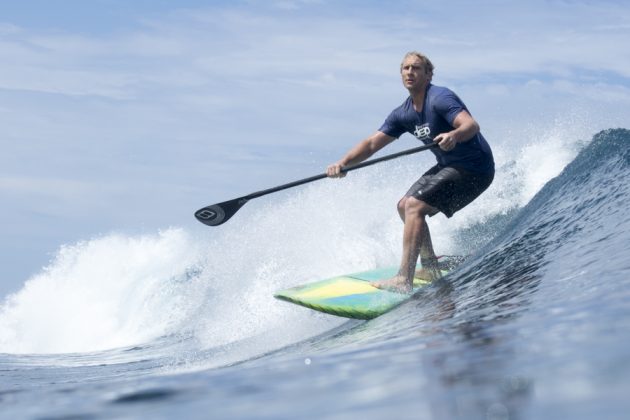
[1,129,629,419]
[454,128,630,300]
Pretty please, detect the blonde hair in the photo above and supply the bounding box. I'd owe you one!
[401,51,434,80]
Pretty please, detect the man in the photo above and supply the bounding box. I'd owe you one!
[326,51,494,293]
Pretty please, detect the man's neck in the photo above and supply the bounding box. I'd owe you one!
[409,83,429,112]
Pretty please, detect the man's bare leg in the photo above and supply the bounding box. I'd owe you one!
[415,220,442,281]
[371,197,441,293]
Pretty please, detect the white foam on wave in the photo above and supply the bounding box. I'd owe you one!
[0,229,207,354]
[0,168,409,355]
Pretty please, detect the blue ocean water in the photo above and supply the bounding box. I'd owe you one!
[1,129,629,419]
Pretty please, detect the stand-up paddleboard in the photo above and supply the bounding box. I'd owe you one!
[274,256,463,320]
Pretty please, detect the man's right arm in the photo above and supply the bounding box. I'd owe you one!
[326,131,396,178]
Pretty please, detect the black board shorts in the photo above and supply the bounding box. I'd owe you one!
[405,165,494,218]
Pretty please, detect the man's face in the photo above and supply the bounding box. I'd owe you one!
[401,56,430,91]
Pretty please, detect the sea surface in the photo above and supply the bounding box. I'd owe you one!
[1,129,629,419]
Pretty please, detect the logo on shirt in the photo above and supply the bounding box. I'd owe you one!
[414,124,431,141]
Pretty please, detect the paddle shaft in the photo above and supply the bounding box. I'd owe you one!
[245,142,439,201]
[195,142,439,226]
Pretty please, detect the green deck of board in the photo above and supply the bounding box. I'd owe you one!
[274,266,447,320]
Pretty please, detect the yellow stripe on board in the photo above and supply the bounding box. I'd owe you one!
[295,278,378,300]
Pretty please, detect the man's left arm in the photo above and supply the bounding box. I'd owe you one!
[434,110,480,152]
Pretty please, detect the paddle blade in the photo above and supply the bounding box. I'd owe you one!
[194,197,249,226]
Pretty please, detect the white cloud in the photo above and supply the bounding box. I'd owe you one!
[0,176,93,196]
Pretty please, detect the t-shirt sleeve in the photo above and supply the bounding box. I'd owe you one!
[433,89,467,126]
[378,108,406,139]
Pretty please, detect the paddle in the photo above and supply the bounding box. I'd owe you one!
[195,142,439,226]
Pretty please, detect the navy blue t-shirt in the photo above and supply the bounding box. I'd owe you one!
[379,84,494,174]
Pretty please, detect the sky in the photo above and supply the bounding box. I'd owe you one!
[1,0,630,298]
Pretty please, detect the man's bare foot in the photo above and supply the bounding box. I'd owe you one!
[414,267,442,282]
[370,275,412,294]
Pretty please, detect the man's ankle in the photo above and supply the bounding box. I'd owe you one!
[420,256,439,270]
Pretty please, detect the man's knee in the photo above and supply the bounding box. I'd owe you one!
[403,196,436,218]
[397,197,407,215]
